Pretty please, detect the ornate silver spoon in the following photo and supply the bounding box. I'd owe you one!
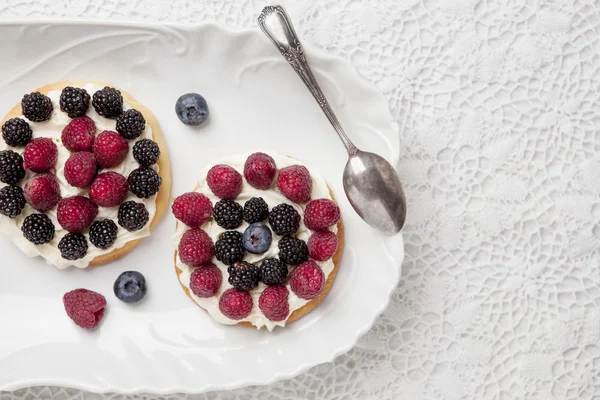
[258,5,407,234]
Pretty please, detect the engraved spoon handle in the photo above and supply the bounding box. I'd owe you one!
[257,5,358,155]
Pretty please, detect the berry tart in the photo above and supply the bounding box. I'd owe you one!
[0,81,171,268]
[173,151,343,331]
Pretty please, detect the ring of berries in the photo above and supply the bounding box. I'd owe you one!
[0,84,163,265]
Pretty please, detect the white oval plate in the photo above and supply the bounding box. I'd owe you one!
[0,21,404,394]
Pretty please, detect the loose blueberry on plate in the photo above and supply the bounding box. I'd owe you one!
[114,271,147,304]
[175,93,209,126]
[242,223,272,254]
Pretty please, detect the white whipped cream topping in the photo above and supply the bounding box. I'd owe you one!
[174,152,337,331]
[0,83,158,269]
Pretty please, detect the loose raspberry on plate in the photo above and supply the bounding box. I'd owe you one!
[307,230,338,261]
[57,196,98,233]
[206,164,242,199]
[244,152,276,189]
[64,151,97,188]
[63,288,106,329]
[172,192,213,228]
[259,285,290,322]
[276,165,312,203]
[93,130,128,168]
[304,198,340,230]
[218,288,253,320]
[178,228,214,267]
[90,171,128,207]
[61,116,96,152]
[290,261,325,300]
[190,264,222,298]
[23,137,58,173]
[24,173,61,212]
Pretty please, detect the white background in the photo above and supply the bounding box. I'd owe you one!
[2,0,600,399]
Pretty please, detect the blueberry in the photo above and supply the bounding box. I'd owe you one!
[242,223,272,254]
[175,93,209,126]
[113,271,147,304]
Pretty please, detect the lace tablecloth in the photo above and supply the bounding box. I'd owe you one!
[2,0,600,399]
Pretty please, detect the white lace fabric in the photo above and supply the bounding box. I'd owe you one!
[2,0,600,399]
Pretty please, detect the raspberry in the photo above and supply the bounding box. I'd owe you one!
[59,86,90,118]
[268,203,300,236]
[2,118,32,147]
[89,219,118,250]
[63,288,106,329]
[24,173,61,212]
[116,109,145,140]
[24,137,57,173]
[0,185,26,218]
[260,257,288,286]
[92,87,123,119]
[218,288,253,320]
[276,165,312,203]
[189,264,222,298]
[93,130,128,168]
[206,164,242,199]
[133,138,160,167]
[61,116,96,152]
[243,197,269,224]
[0,150,26,184]
[308,230,338,261]
[172,192,213,228]
[127,167,161,198]
[57,196,98,233]
[58,233,88,260]
[90,171,128,207]
[64,151,96,188]
[213,199,243,229]
[259,285,289,321]
[244,152,276,189]
[290,261,325,300]
[178,228,214,267]
[21,92,53,122]
[118,200,149,231]
[304,199,340,230]
[278,236,308,265]
[21,213,55,244]
[227,261,259,291]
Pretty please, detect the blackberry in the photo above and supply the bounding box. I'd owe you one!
[89,219,118,250]
[58,233,88,260]
[118,200,149,231]
[116,109,146,139]
[260,258,288,286]
[227,261,259,291]
[21,213,55,245]
[243,197,269,224]
[268,203,300,236]
[2,118,32,147]
[0,150,26,184]
[59,86,90,118]
[21,92,53,122]
[0,185,26,218]
[127,167,162,198]
[213,199,243,229]
[215,230,244,265]
[92,87,123,118]
[278,236,308,265]
[133,139,160,167]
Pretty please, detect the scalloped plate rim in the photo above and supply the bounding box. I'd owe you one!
[0,19,404,394]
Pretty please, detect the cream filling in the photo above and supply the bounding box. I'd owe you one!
[0,83,158,269]
[174,152,337,331]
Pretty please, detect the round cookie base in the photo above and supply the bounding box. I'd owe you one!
[174,188,344,329]
[0,81,172,267]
